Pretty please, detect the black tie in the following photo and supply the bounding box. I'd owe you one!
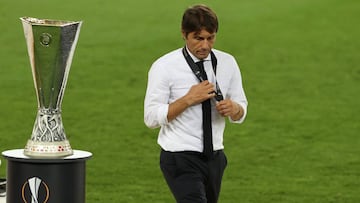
[196,61,213,160]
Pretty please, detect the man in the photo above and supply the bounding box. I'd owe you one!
[144,4,247,203]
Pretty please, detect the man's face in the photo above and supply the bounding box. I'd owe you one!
[183,29,216,60]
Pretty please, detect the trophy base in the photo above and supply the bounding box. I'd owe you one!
[24,140,73,158]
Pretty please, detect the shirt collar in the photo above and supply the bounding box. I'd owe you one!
[185,46,212,63]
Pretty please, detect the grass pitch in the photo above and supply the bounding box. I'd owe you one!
[0,0,359,202]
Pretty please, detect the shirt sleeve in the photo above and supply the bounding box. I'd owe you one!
[144,61,170,129]
[227,56,248,124]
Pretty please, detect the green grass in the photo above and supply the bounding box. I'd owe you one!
[1,0,359,202]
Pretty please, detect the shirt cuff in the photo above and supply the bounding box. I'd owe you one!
[158,104,170,126]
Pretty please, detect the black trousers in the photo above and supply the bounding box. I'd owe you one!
[160,149,227,203]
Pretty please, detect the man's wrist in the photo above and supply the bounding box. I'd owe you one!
[181,95,193,107]
[234,106,241,115]
[230,103,243,120]
[232,103,241,115]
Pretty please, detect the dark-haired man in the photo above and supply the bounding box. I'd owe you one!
[144,4,248,203]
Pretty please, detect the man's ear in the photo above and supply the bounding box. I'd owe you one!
[181,30,187,40]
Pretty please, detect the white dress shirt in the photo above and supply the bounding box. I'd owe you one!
[144,47,248,152]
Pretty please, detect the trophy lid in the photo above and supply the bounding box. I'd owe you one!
[20,17,81,27]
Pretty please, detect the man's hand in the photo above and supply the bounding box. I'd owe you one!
[216,99,244,121]
[183,80,216,106]
[167,81,215,122]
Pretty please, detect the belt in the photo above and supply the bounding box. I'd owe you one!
[162,149,223,159]
[212,150,223,156]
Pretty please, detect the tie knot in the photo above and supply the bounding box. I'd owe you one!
[196,60,205,71]
[196,60,204,66]
[195,61,207,80]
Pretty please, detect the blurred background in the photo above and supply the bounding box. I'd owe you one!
[0,0,359,202]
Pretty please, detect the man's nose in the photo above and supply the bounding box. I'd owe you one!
[200,40,211,49]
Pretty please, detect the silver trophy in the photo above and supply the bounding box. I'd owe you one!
[20,17,82,158]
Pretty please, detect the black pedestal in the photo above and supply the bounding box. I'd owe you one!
[2,149,92,203]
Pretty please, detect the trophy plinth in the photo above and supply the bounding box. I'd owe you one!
[20,17,82,158]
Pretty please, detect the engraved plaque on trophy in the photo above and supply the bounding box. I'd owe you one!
[20,17,82,158]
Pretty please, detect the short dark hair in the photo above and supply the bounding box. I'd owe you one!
[181,4,218,37]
